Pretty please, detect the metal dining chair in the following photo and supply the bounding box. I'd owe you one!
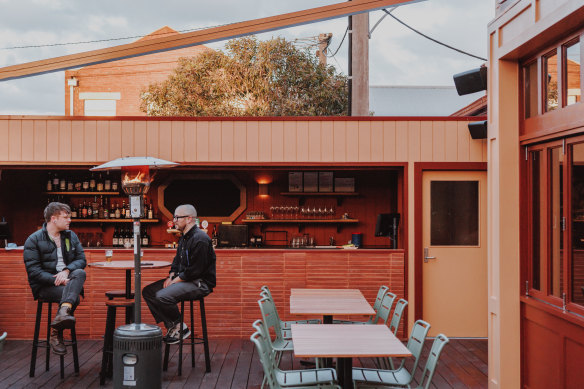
[251,320,340,389]
[260,286,320,333]
[333,285,390,324]
[385,298,408,369]
[258,296,294,364]
[352,320,431,388]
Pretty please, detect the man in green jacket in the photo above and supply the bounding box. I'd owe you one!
[23,202,86,355]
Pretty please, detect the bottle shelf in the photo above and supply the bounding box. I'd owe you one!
[45,191,120,196]
[280,192,359,205]
[71,219,159,223]
[242,218,358,232]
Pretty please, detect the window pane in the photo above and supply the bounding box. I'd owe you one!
[550,147,563,298]
[571,143,584,306]
[524,62,538,118]
[544,51,559,112]
[565,41,581,106]
[430,181,479,246]
[530,150,544,290]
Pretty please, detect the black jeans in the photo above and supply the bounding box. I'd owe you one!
[142,278,210,329]
[38,269,86,309]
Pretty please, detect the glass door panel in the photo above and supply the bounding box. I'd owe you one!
[571,142,584,306]
[550,147,563,298]
[530,150,545,291]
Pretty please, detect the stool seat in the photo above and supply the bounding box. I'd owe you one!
[29,299,79,379]
[105,299,134,307]
[163,297,211,376]
[105,290,135,300]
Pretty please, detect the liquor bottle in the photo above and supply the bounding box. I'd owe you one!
[87,201,93,218]
[92,196,99,219]
[59,178,66,191]
[123,227,131,247]
[82,178,89,192]
[142,227,149,247]
[115,203,121,219]
[102,198,109,219]
[147,201,153,219]
[130,227,135,246]
[89,174,96,191]
[125,202,131,219]
[71,203,77,219]
[96,173,104,192]
[67,180,74,191]
[112,181,119,192]
[46,177,52,192]
[112,227,119,247]
[104,171,111,191]
[81,201,88,218]
[212,225,218,248]
[52,173,59,190]
[109,203,116,219]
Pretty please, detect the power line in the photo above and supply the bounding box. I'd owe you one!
[0,24,231,51]
[326,26,349,58]
[383,9,487,62]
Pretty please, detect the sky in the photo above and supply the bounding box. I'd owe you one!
[0,0,493,115]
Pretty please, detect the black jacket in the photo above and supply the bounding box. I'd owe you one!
[171,226,216,289]
[23,223,86,299]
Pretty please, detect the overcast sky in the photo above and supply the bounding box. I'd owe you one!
[0,0,493,115]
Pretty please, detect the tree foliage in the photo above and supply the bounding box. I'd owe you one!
[140,36,348,116]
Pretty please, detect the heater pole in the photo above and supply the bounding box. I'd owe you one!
[133,218,142,324]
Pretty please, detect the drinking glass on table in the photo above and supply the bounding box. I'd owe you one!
[105,249,113,263]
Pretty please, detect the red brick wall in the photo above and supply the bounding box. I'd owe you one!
[2,248,406,340]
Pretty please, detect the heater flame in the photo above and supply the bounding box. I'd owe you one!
[123,171,149,185]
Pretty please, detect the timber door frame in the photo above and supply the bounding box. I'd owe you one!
[413,162,488,320]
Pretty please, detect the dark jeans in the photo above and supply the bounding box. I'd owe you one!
[142,278,210,329]
[38,269,86,309]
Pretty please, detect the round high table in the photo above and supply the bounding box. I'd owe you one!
[89,260,171,299]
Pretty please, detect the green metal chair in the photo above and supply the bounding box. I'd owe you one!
[415,334,449,389]
[334,285,389,324]
[260,286,321,332]
[251,320,340,389]
[258,296,294,364]
[352,320,431,388]
[385,299,408,369]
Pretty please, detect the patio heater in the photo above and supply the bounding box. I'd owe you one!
[91,156,177,389]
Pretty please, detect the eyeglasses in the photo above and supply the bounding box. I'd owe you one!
[173,215,190,220]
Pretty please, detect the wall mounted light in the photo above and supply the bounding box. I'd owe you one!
[259,183,269,196]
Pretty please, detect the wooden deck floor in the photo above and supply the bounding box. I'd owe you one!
[0,338,487,388]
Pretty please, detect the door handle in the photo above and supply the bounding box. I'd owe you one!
[424,248,436,263]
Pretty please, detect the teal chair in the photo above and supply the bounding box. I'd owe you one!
[385,299,408,369]
[414,334,450,389]
[258,296,294,364]
[251,320,340,389]
[334,285,389,324]
[260,286,320,334]
[352,320,431,388]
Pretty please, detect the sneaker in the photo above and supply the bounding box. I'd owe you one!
[164,323,190,344]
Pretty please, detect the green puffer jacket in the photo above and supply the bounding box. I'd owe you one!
[23,223,86,299]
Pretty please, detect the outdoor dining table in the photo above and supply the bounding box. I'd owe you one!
[290,288,375,324]
[291,324,412,389]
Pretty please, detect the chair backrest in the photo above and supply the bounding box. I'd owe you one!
[370,291,396,325]
[250,329,280,389]
[258,296,285,340]
[403,319,431,379]
[252,319,278,369]
[372,285,390,312]
[261,285,272,298]
[388,299,408,334]
[417,334,449,389]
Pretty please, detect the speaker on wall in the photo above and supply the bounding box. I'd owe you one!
[468,120,488,139]
[453,66,487,96]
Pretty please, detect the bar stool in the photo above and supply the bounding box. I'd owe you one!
[105,290,135,324]
[29,299,79,379]
[163,297,211,376]
[100,298,134,385]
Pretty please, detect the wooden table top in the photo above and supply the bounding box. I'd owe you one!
[89,260,171,270]
[291,324,412,358]
[290,289,375,316]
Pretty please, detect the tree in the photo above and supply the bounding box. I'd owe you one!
[140,36,348,116]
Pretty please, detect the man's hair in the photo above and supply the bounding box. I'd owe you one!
[44,202,71,223]
[176,204,197,218]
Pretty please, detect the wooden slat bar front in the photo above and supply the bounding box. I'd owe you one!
[0,247,405,340]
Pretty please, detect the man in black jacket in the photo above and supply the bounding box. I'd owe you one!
[23,202,86,355]
[143,204,216,344]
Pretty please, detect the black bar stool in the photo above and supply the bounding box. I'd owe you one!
[163,297,211,376]
[100,298,134,385]
[29,299,79,379]
[105,290,135,323]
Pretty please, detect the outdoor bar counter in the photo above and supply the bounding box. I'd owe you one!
[1,247,405,340]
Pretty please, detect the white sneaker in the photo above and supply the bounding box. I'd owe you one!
[164,322,190,344]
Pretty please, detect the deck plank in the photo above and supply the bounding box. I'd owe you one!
[0,338,487,388]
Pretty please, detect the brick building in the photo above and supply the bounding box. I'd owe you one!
[64,26,210,116]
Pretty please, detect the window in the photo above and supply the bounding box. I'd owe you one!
[525,137,584,313]
[544,50,559,112]
[430,181,479,246]
[84,100,116,116]
[524,61,538,118]
[564,39,581,106]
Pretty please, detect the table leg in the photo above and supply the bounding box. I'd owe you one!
[337,357,353,389]
[323,315,333,324]
[321,315,334,367]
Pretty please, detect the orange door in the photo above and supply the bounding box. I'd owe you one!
[422,171,487,337]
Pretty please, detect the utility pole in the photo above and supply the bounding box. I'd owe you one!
[317,33,333,66]
[350,8,370,116]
